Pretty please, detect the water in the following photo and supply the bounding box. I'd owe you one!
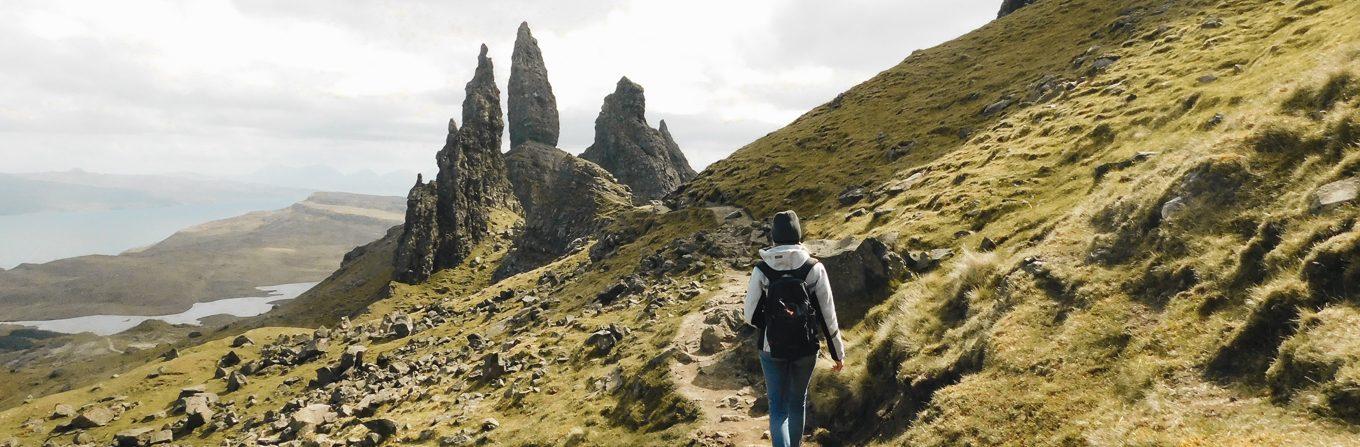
[0,197,306,269]
[2,282,318,336]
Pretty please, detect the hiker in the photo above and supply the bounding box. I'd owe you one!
[743,210,845,447]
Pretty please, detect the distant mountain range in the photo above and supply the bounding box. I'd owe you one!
[0,192,404,321]
[227,164,420,197]
[0,168,417,268]
[0,170,307,216]
[0,167,419,217]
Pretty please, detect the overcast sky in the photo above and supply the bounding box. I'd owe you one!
[0,0,997,178]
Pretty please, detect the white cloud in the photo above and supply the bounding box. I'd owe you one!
[0,0,995,177]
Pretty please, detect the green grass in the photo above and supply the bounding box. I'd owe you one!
[7,0,1360,445]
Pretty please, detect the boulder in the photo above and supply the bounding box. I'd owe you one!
[182,394,215,430]
[290,404,337,431]
[339,345,368,372]
[363,418,400,438]
[391,320,413,339]
[699,327,726,355]
[50,403,75,420]
[231,335,255,348]
[806,237,908,326]
[300,337,330,361]
[838,187,866,206]
[219,350,241,368]
[68,406,115,429]
[115,427,172,446]
[482,353,507,380]
[1311,177,1358,212]
[580,77,697,202]
[226,371,248,392]
[981,98,1013,116]
[585,325,626,356]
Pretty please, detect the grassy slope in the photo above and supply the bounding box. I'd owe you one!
[684,0,1360,444]
[4,0,1360,445]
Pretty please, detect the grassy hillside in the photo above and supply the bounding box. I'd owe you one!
[3,0,1360,445]
[677,0,1360,444]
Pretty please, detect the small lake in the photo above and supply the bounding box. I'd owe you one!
[2,282,318,336]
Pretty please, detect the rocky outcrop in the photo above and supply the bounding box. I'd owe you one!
[495,25,636,279]
[806,237,907,327]
[498,143,632,279]
[998,0,1038,18]
[392,175,438,283]
[504,142,572,218]
[500,145,631,278]
[393,45,517,284]
[508,22,559,148]
[581,77,697,203]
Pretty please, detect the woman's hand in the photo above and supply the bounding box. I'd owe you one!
[832,361,844,373]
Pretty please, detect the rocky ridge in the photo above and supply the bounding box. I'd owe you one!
[393,45,518,284]
[581,77,698,203]
[498,23,636,279]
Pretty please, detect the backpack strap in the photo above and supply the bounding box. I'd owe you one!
[756,258,819,281]
[755,261,779,280]
[793,258,819,281]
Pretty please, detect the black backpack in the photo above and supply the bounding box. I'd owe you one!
[755,258,822,359]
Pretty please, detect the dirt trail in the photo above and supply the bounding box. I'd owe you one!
[672,205,821,446]
[671,270,770,446]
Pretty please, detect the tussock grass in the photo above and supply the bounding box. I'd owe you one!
[1284,72,1358,114]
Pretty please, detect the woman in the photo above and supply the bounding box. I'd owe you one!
[743,210,845,447]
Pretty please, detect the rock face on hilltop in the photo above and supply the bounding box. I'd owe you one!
[497,24,634,279]
[581,77,697,203]
[498,142,632,279]
[393,45,517,284]
[998,0,1038,17]
[392,175,439,283]
[504,142,571,218]
[508,22,559,148]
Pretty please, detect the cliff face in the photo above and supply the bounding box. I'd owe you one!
[498,142,632,279]
[580,77,698,203]
[499,24,634,279]
[393,45,517,284]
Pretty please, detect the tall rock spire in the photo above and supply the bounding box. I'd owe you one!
[580,77,697,203]
[394,44,516,284]
[508,22,560,148]
[499,23,634,279]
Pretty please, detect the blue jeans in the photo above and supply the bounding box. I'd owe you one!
[759,350,817,447]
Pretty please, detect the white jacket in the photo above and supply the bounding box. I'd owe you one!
[742,244,846,361]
